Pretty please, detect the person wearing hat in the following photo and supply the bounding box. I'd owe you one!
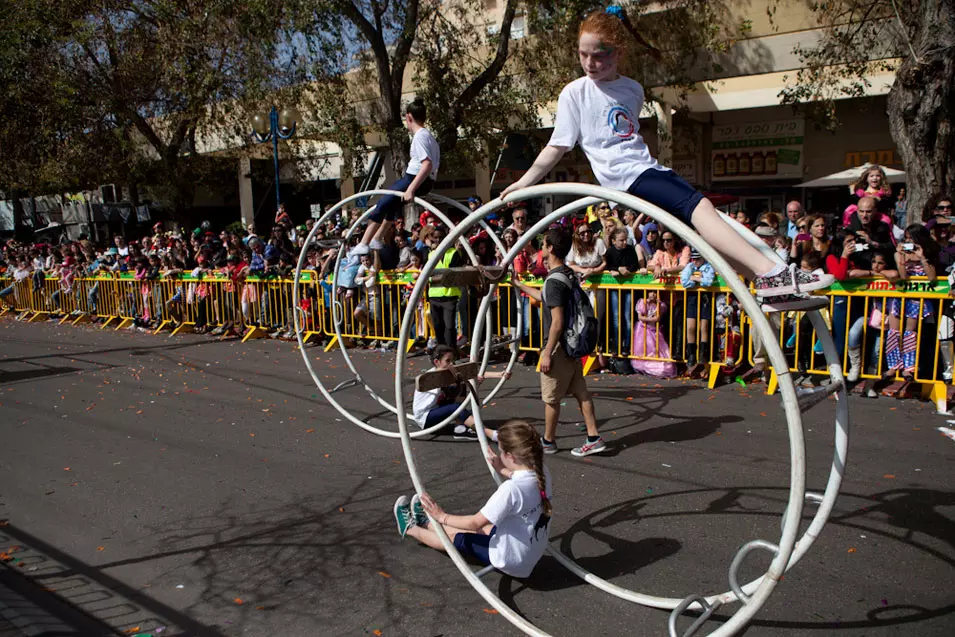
[467,196,483,211]
[680,247,716,367]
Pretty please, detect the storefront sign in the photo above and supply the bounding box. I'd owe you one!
[844,149,902,168]
[711,119,804,181]
[671,158,699,184]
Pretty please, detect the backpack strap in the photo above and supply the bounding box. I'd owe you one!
[542,271,574,307]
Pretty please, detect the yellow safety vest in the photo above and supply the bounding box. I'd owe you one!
[428,250,461,298]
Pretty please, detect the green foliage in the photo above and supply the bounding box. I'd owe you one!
[775,0,900,131]
[0,0,292,215]
[519,1,753,107]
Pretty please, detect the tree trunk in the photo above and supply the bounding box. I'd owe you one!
[886,0,955,225]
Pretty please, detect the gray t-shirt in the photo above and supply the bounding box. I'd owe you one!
[541,265,574,344]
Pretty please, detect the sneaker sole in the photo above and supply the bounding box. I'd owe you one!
[542,446,558,455]
[761,297,829,313]
[756,274,835,297]
[453,434,479,441]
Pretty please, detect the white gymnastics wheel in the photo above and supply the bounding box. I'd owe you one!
[292,190,521,438]
[392,183,850,637]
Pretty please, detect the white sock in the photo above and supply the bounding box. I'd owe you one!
[759,263,786,278]
[491,430,499,442]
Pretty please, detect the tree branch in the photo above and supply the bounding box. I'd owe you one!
[390,0,421,107]
[445,0,519,142]
[337,0,397,123]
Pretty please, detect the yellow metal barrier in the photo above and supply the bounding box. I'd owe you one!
[2,268,952,409]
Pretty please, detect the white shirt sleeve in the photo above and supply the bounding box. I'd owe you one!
[565,246,578,266]
[548,85,581,149]
[408,129,440,179]
[594,239,607,259]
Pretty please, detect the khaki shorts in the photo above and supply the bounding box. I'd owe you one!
[540,348,589,404]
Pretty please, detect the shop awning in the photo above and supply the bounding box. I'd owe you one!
[797,163,906,188]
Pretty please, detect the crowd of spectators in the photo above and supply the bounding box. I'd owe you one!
[2,165,954,395]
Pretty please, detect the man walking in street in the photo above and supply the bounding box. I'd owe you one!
[513,228,605,457]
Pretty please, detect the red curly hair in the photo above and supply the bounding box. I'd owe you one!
[578,11,630,56]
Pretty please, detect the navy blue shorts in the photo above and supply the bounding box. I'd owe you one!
[626,168,705,226]
[369,173,434,223]
[453,526,496,565]
[424,402,471,429]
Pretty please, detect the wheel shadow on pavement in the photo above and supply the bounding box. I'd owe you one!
[496,486,955,633]
[0,522,229,637]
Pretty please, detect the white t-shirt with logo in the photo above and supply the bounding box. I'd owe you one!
[408,128,440,179]
[480,468,553,578]
[549,76,667,190]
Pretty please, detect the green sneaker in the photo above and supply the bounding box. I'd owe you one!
[393,496,415,538]
[410,493,429,528]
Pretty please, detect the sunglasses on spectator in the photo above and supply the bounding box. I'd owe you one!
[578,228,591,234]
[597,205,610,210]
[937,204,953,210]
[663,237,675,242]
[513,215,526,220]
[797,225,807,230]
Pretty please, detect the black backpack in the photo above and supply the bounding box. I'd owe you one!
[542,271,598,358]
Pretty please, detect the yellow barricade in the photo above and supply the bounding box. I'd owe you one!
[3,269,953,409]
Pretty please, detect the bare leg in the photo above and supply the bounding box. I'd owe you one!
[686,317,697,346]
[578,395,599,437]
[358,219,393,247]
[358,221,381,247]
[407,522,475,551]
[690,199,776,277]
[544,402,560,442]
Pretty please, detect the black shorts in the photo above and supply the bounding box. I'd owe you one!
[626,168,705,226]
[685,290,712,319]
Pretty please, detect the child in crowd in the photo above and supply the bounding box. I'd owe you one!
[394,419,552,580]
[412,345,509,441]
[162,255,184,325]
[354,252,380,344]
[605,227,641,363]
[788,251,827,376]
[714,293,742,366]
[631,290,676,377]
[887,224,938,378]
[680,249,715,366]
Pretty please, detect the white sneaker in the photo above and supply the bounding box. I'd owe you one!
[349,243,370,257]
[369,239,385,251]
[453,425,479,441]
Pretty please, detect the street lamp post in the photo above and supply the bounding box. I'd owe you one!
[251,106,301,213]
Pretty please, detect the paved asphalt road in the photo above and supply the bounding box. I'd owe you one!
[0,318,952,637]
